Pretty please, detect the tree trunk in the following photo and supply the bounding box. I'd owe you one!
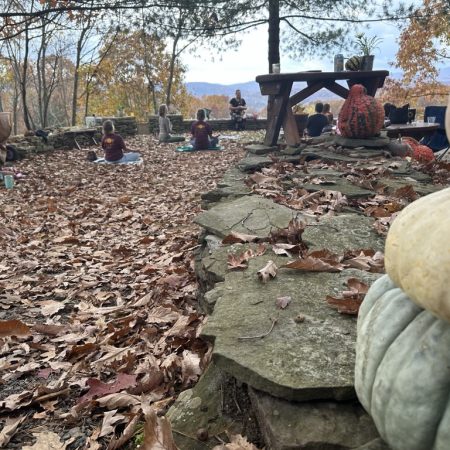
[166,34,180,108]
[21,25,32,131]
[268,0,280,73]
[72,27,89,126]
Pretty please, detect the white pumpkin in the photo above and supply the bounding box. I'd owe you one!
[355,275,450,450]
[385,187,450,322]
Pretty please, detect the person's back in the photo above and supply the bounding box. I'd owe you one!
[158,104,185,143]
[306,102,329,137]
[102,123,126,162]
[191,109,213,150]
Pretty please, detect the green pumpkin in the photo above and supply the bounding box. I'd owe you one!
[355,275,450,450]
[345,55,363,71]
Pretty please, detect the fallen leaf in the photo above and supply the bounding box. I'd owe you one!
[99,410,126,438]
[222,232,259,244]
[181,350,202,386]
[96,392,141,409]
[284,256,342,272]
[22,431,66,450]
[227,249,255,270]
[212,433,261,450]
[141,404,178,450]
[257,260,278,283]
[38,300,65,317]
[276,296,291,309]
[0,319,30,337]
[0,415,26,447]
[78,373,137,404]
[107,414,140,450]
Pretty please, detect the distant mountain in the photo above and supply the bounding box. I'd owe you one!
[186,68,450,111]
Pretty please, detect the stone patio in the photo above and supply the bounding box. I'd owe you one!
[168,136,446,449]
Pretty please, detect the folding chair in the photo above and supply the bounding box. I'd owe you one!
[421,106,449,160]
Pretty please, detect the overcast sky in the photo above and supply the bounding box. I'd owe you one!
[182,21,403,84]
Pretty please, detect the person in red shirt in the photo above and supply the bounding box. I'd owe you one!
[100,120,140,163]
[190,109,219,150]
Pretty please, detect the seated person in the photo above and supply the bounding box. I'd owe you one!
[191,109,219,150]
[100,120,140,163]
[323,103,333,124]
[158,104,185,143]
[229,89,247,130]
[305,102,329,137]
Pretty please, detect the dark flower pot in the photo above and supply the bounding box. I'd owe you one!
[362,55,374,71]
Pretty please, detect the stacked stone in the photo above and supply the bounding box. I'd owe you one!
[8,135,54,158]
[101,117,137,136]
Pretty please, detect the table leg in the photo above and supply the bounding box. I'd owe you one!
[264,82,292,147]
[283,107,301,146]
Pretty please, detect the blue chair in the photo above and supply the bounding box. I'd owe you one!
[421,106,448,152]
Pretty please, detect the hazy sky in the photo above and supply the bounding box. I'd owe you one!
[182,21,403,84]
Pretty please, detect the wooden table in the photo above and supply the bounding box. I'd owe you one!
[255,70,389,146]
[385,123,439,140]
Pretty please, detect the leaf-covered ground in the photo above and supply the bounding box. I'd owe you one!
[0,132,258,449]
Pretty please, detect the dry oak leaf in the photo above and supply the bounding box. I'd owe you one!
[22,431,66,450]
[284,256,342,272]
[227,249,255,270]
[1,390,33,410]
[96,392,141,409]
[326,278,369,315]
[212,433,261,450]
[0,319,30,337]
[99,409,127,438]
[141,404,178,450]
[257,260,278,283]
[222,232,259,244]
[276,296,292,309]
[78,373,137,404]
[181,350,202,386]
[0,415,26,447]
[52,235,80,245]
[38,300,65,317]
[107,413,140,450]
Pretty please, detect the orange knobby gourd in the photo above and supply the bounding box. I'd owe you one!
[338,84,384,138]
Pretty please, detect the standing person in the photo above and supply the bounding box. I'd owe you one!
[158,104,185,143]
[191,109,219,150]
[305,102,329,137]
[100,120,140,163]
[229,89,247,130]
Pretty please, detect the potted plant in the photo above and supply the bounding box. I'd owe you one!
[355,33,383,71]
[292,104,309,136]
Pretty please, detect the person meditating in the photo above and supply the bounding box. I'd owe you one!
[191,109,219,150]
[229,89,247,130]
[100,120,140,163]
[158,104,185,143]
[305,102,329,137]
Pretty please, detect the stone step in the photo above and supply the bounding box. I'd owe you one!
[167,363,262,450]
[200,246,381,401]
[249,388,389,450]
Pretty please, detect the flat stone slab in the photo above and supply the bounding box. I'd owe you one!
[303,148,386,163]
[249,388,381,450]
[245,144,278,155]
[237,154,302,172]
[303,214,384,254]
[281,144,306,156]
[201,250,382,401]
[334,136,390,148]
[194,196,298,239]
[378,177,442,196]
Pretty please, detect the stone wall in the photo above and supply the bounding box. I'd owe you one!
[148,114,267,134]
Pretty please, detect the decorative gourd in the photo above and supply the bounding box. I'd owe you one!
[355,274,450,450]
[402,137,435,163]
[345,56,363,71]
[385,187,450,322]
[338,84,384,138]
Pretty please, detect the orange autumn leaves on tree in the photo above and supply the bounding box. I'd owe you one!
[385,0,450,103]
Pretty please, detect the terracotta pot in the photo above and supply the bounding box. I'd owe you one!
[0,112,12,144]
